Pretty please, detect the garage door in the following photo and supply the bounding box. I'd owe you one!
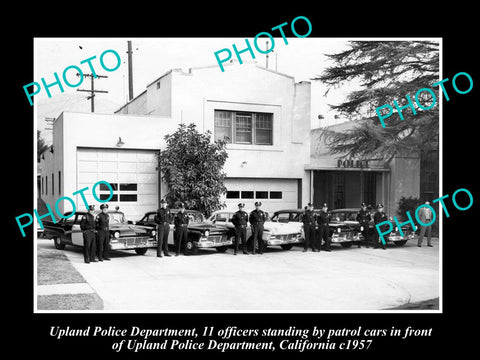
[222,178,299,214]
[76,148,158,221]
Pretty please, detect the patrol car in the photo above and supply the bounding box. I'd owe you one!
[136,209,233,255]
[208,210,303,253]
[42,209,157,255]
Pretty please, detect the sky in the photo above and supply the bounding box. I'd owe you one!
[33,37,356,144]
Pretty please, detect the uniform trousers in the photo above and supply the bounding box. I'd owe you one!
[83,230,96,263]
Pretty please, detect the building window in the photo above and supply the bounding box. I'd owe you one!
[52,173,54,194]
[241,191,254,199]
[156,81,161,89]
[58,171,61,194]
[97,182,138,203]
[214,111,232,143]
[41,177,44,195]
[214,110,273,145]
[235,113,252,144]
[270,191,282,199]
[46,176,48,195]
[255,191,268,199]
[226,191,240,199]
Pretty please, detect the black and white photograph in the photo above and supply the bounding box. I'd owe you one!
[8,7,478,357]
[33,37,441,313]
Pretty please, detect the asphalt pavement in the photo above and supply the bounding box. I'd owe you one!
[37,238,440,312]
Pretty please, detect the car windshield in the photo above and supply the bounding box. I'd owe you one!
[186,212,204,223]
[109,212,127,224]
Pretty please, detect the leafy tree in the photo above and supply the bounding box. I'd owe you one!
[37,130,49,162]
[314,41,439,161]
[156,123,228,217]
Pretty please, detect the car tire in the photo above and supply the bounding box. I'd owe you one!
[53,237,65,250]
[185,240,199,255]
[280,244,294,250]
[216,246,229,253]
[134,248,148,255]
[394,240,407,246]
[340,242,353,248]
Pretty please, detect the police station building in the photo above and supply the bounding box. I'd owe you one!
[39,62,432,221]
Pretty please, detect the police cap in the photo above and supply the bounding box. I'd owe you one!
[178,202,185,208]
[238,203,245,208]
[361,202,367,208]
[160,199,166,204]
[376,203,384,209]
[255,201,262,207]
[88,205,95,211]
[100,204,109,210]
[322,203,328,208]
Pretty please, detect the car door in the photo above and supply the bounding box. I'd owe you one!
[71,214,84,246]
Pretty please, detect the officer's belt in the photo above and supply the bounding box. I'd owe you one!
[236,224,247,228]
[159,222,169,225]
[178,224,188,227]
[98,227,109,231]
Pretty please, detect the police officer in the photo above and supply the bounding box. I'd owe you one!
[373,203,388,250]
[232,203,249,255]
[80,205,97,263]
[302,203,316,252]
[155,199,172,258]
[317,203,331,252]
[174,203,189,256]
[95,204,111,261]
[356,202,371,248]
[249,202,267,255]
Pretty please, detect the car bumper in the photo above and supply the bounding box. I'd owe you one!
[265,237,303,246]
[195,237,233,248]
[331,234,358,243]
[110,237,156,250]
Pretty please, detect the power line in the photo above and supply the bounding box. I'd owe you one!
[76,73,109,112]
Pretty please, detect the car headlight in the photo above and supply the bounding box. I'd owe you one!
[114,231,120,238]
[337,228,341,233]
[151,230,156,236]
[360,226,364,231]
[204,230,210,237]
[395,227,398,231]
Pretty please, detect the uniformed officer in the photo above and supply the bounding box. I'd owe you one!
[95,204,111,261]
[317,203,331,252]
[355,202,371,248]
[232,203,249,255]
[373,203,388,250]
[173,203,189,256]
[80,205,97,263]
[249,202,267,255]
[302,203,316,252]
[155,200,172,258]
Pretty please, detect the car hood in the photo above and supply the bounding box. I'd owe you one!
[188,223,227,233]
[110,223,152,236]
[264,221,302,235]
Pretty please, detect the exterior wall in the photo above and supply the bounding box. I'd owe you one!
[115,90,147,115]
[169,64,311,207]
[40,112,178,216]
[146,71,172,116]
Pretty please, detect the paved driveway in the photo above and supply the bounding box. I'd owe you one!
[37,239,440,312]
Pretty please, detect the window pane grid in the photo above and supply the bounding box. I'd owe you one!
[214,110,273,145]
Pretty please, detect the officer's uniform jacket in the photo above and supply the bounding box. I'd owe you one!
[95,212,110,231]
[302,210,316,226]
[80,213,96,231]
[155,208,171,225]
[249,209,267,226]
[356,209,371,226]
[316,210,330,226]
[232,210,249,228]
[174,211,189,228]
[373,211,389,229]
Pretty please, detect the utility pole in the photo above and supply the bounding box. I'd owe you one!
[127,40,134,101]
[77,73,108,112]
[266,40,269,69]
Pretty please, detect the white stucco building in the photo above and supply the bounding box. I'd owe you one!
[40,63,312,220]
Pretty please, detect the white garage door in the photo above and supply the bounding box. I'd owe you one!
[76,148,158,221]
[223,178,299,214]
